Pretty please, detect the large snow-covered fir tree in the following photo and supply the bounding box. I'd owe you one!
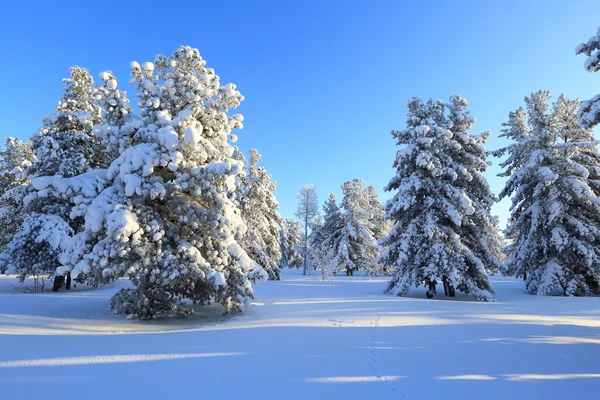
[576,26,600,128]
[56,46,266,319]
[237,149,283,280]
[2,67,103,285]
[328,179,380,276]
[495,91,600,295]
[380,96,497,301]
[278,218,304,269]
[0,138,35,257]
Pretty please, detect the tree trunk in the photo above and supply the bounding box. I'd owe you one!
[303,217,308,276]
[52,275,64,292]
[426,279,437,298]
[65,272,72,290]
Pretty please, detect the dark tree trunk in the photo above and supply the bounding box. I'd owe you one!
[52,275,64,292]
[65,272,71,290]
[426,279,437,298]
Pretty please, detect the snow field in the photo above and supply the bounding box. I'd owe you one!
[1,270,599,399]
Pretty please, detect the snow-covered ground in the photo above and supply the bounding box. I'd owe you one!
[1,270,599,400]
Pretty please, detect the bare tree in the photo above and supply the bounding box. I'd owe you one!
[295,184,319,275]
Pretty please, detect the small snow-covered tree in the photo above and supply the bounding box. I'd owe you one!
[0,138,35,257]
[237,149,283,280]
[328,179,380,276]
[310,194,344,279]
[295,184,319,275]
[278,218,304,269]
[57,46,266,319]
[380,96,496,301]
[576,26,600,128]
[496,91,600,295]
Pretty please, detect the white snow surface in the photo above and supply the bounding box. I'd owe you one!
[1,270,599,399]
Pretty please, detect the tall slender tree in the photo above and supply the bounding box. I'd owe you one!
[295,184,318,275]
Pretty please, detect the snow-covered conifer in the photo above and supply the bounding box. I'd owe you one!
[496,91,600,295]
[0,138,35,257]
[57,46,266,319]
[278,218,304,269]
[380,96,496,300]
[2,67,103,284]
[328,179,380,276]
[576,26,600,128]
[237,149,283,280]
[310,194,343,278]
[29,66,103,180]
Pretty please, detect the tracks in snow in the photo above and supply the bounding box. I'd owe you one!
[369,313,406,399]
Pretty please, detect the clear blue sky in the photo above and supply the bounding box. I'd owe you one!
[1,0,599,227]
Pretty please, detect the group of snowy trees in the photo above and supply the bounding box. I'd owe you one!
[0,46,285,318]
[1,25,600,318]
[375,25,600,300]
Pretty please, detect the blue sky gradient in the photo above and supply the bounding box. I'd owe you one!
[1,0,599,226]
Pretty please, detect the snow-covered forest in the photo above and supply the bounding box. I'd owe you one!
[1,9,600,400]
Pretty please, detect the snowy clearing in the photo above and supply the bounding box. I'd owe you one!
[1,270,599,400]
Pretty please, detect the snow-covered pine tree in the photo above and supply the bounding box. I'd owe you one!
[278,218,304,269]
[29,66,103,181]
[496,91,600,295]
[380,96,495,301]
[576,26,600,128]
[329,179,380,276]
[57,46,266,319]
[0,138,35,257]
[237,149,283,280]
[307,215,323,271]
[2,67,103,286]
[310,194,343,278]
[364,185,391,276]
